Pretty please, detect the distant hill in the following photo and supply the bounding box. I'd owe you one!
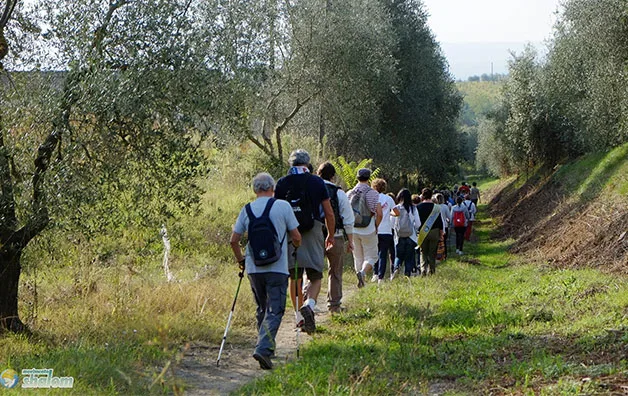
[440,42,547,81]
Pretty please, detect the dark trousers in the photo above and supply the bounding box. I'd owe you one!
[394,237,417,276]
[420,229,440,275]
[455,226,466,251]
[248,272,289,357]
[376,234,395,280]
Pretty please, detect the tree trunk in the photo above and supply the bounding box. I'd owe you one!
[0,247,27,333]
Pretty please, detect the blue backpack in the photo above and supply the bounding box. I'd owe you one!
[245,198,285,266]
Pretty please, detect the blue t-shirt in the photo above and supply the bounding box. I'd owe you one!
[274,173,330,222]
[233,197,299,275]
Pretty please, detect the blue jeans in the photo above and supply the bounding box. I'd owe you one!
[248,273,289,357]
[377,234,395,279]
[394,237,417,276]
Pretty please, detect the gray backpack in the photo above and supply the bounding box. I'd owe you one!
[351,189,372,228]
[396,205,414,238]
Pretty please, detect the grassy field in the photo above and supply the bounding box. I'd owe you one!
[237,204,628,395]
[2,148,627,394]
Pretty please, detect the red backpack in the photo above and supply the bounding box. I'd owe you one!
[453,210,466,227]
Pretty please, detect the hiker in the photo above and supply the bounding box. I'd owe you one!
[391,188,421,278]
[416,188,445,276]
[274,150,335,334]
[463,194,477,241]
[316,161,355,314]
[230,173,302,370]
[433,193,450,262]
[469,182,480,207]
[451,196,470,255]
[347,168,382,288]
[458,182,470,197]
[372,178,399,284]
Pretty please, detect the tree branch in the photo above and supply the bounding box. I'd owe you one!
[246,131,277,162]
[0,125,17,238]
[274,93,316,161]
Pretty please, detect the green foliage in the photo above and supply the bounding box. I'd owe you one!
[475,0,628,176]
[330,156,380,190]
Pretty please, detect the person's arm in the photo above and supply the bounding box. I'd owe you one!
[321,198,335,250]
[374,202,383,228]
[289,228,302,248]
[337,190,355,252]
[391,205,400,216]
[229,231,245,270]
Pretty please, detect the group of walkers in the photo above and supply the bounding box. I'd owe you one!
[228,149,479,370]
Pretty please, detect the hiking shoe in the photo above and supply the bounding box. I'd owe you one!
[295,311,305,328]
[299,305,316,334]
[253,353,273,370]
[356,271,365,288]
[370,274,378,283]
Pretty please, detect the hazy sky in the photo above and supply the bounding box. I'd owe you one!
[420,0,563,79]
[422,0,562,43]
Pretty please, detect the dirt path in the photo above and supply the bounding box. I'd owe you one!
[176,287,354,395]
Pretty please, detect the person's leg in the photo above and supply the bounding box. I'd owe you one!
[326,236,344,311]
[301,268,323,333]
[376,234,386,280]
[426,229,440,274]
[248,274,267,330]
[352,234,365,273]
[378,234,393,280]
[254,273,289,360]
[456,227,466,252]
[465,220,473,241]
[400,239,414,276]
[288,267,304,313]
[360,231,379,275]
[389,234,396,275]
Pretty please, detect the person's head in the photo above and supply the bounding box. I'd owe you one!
[357,168,371,183]
[464,194,471,200]
[252,173,275,196]
[472,182,477,187]
[434,193,444,204]
[371,178,387,193]
[411,194,421,205]
[288,149,310,167]
[317,161,336,181]
[387,192,396,202]
[396,188,413,212]
[456,196,464,205]
[421,188,432,200]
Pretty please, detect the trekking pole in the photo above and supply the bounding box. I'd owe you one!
[294,247,300,359]
[216,270,245,367]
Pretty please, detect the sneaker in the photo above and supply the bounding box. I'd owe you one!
[370,275,378,283]
[299,305,316,334]
[378,279,383,286]
[253,353,273,370]
[459,251,464,255]
[390,269,398,281]
[356,271,365,288]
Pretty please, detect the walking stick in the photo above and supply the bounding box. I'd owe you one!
[294,247,300,358]
[216,270,245,367]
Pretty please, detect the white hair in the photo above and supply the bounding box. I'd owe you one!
[252,173,275,193]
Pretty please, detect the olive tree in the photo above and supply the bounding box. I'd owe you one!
[0,0,211,332]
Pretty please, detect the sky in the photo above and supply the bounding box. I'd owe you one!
[421,0,563,79]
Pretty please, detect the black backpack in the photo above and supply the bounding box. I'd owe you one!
[245,198,284,266]
[325,183,344,231]
[285,174,315,233]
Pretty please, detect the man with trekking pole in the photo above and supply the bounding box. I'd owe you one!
[229,173,301,370]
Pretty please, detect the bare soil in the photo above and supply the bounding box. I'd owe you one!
[174,295,341,395]
[487,171,627,273]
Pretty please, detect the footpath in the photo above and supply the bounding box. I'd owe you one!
[176,285,354,395]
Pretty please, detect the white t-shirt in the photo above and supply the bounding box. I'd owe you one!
[377,193,397,235]
[233,197,300,275]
